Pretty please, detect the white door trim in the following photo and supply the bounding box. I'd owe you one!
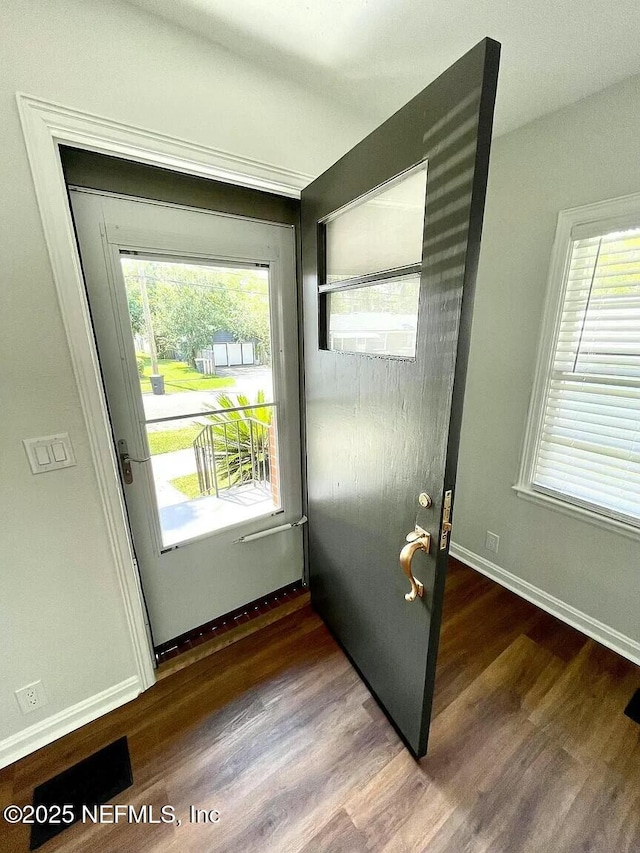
[16,92,312,695]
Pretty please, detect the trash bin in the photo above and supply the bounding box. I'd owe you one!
[150,374,165,395]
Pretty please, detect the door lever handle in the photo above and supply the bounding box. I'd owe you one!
[399,526,431,602]
[117,438,149,485]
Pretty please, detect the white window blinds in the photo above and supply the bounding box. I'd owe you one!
[533,227,640,525]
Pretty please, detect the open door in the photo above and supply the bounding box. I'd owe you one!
[301,38,500,757]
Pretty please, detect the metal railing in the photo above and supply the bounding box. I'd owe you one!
[193,409,272,499]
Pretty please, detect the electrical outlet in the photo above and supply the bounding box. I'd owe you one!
[15,681,48,715]
[485,531,500,554]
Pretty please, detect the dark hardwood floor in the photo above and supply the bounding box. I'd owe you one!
[2,559,639,852]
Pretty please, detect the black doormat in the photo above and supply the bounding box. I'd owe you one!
[624,689,640,725]
[30,736,132,850]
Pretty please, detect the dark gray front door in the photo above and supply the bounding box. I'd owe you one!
[301,39,500,758]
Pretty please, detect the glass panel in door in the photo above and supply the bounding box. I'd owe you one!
[327,274,421,357]
[322,163,426,358]
[120,256,280,548]
[324,162,427,284]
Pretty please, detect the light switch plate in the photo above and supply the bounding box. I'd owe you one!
[23,433,76,474]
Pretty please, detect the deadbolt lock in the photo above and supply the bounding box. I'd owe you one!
[418,492,432,508]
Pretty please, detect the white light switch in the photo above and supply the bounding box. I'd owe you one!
[23,434,76,474]
[51,443,67,462]
[35,445,51,466]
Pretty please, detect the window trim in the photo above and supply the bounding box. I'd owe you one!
[514,190,640,540]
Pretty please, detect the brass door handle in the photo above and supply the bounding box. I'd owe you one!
[399,527,431,602]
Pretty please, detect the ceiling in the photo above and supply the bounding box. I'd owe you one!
[126,0,640,137]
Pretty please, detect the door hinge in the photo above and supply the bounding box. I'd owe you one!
[439,490,453,550]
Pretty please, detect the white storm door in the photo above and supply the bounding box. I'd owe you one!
[70,190,303,645]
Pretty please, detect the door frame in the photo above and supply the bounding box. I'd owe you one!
[17,92,312,691]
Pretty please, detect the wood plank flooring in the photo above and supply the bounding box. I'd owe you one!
[1,558,639,852]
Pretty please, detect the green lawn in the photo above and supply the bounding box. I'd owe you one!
[137,354,234,395]
[170,470,234,498]
[170,473,202,500]
[147,424,203,456]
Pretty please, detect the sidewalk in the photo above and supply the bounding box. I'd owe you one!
[148,445,274,546]
[151,448,197,508]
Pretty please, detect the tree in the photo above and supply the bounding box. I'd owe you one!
[153,282,230,368]
[121,258,272,368]
[127,286,145,335]
[225,291,271,364]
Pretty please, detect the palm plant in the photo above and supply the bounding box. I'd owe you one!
[205,391,272,487]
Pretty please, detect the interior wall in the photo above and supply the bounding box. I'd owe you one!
[0,0,370,762]
[453,71,640,648]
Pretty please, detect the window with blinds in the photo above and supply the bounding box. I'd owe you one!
[532,225,640,526]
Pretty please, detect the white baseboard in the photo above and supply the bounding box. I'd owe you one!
[450,543,640,666]
[0,676,141,770]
